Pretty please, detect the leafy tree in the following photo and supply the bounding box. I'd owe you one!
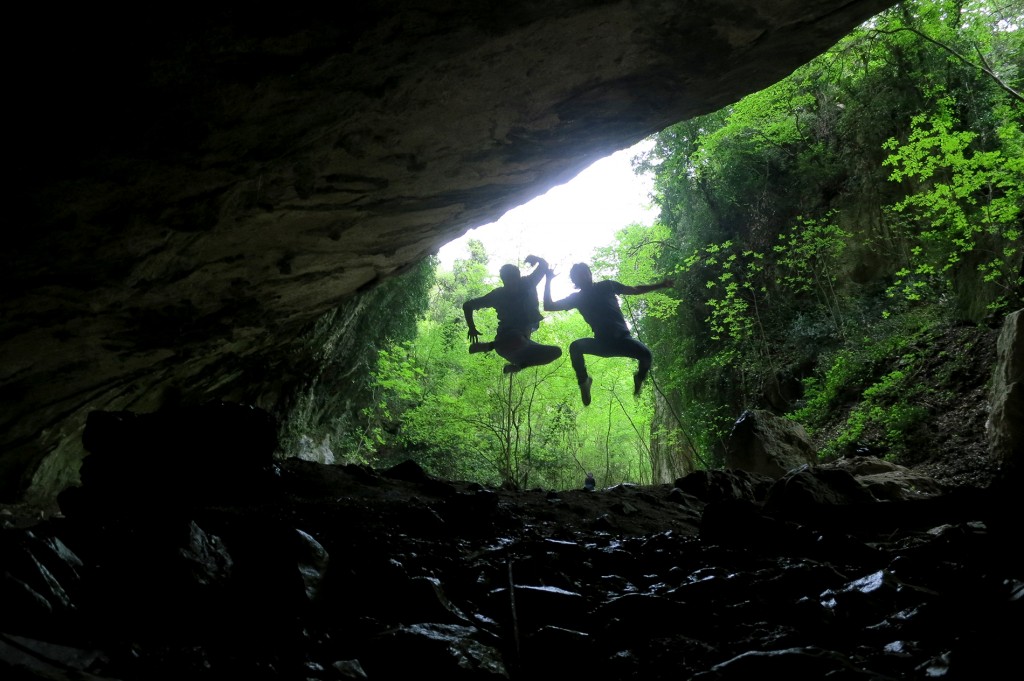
[773,212,853,338]
[883,93,1023,317]
[363,233,673,488]
[278,257,436,460]
[637,0,1022,466]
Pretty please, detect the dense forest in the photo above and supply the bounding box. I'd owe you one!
[279,0,1022,490]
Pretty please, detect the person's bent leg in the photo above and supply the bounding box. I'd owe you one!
[588,335,653,395]
[569,338,601,406]
[494,332,529,374]
[514,341,562,369]
[568,339,596,384]
[617,338,653,395]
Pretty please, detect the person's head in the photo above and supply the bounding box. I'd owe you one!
[499,264,521,286]
[569,263,593,289]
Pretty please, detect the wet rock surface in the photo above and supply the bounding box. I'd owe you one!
[2,452,1020,680]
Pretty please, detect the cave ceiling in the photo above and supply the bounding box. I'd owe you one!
[3,1,897,501]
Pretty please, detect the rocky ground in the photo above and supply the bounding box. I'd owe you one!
[1,321,1020,680]
[2,450,1021,680]
[807,320,1003,490]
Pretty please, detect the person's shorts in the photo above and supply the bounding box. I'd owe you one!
[493,331,530,360]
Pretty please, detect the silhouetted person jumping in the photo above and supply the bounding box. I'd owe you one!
[544,262,672,406]
[463,255,562,374]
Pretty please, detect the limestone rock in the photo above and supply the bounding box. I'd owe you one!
[987,308,1024,480]
[724,409,818,479]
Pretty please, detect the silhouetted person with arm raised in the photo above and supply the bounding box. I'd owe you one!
[544,262,672,406]
[463,255,562,374]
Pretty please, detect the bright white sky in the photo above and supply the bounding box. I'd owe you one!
[437,138,658,299]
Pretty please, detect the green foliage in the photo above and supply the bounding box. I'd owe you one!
[683,241,758,346]
[356,239,673,490]
[883,94,1023,314]
[278,257,436,460]
[793,344,896,430]
[789,305,948,459]
[640,0,1022,470]
[828,374,930,460]
[280,0,1022,484]
[774,212,852,336]
[665,210,854,411]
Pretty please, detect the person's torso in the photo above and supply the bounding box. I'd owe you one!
[494,283,542,333]
[576,280,629,337]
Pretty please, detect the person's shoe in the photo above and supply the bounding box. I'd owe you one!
[633,371,646,396]
[503,363,522,374]
[469,342,492,354]
[579,376,593,406]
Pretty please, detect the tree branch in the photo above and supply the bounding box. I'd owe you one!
[872,27,1023,104]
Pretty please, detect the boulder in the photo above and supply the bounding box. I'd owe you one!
[724,409,818,479]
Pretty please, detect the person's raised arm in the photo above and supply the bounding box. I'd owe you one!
[523,254,549,286]
[543,269,574,311]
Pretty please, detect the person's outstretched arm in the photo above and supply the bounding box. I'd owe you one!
[543,269,575,311]
[620,278,674,296]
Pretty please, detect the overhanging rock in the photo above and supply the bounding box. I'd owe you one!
[4,1,897,502]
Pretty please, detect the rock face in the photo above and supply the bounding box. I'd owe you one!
[724,409,818,479]
[3,1,896,503]
[987,309,1024,479]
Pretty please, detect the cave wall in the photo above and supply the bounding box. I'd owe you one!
[3,1,897,503]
